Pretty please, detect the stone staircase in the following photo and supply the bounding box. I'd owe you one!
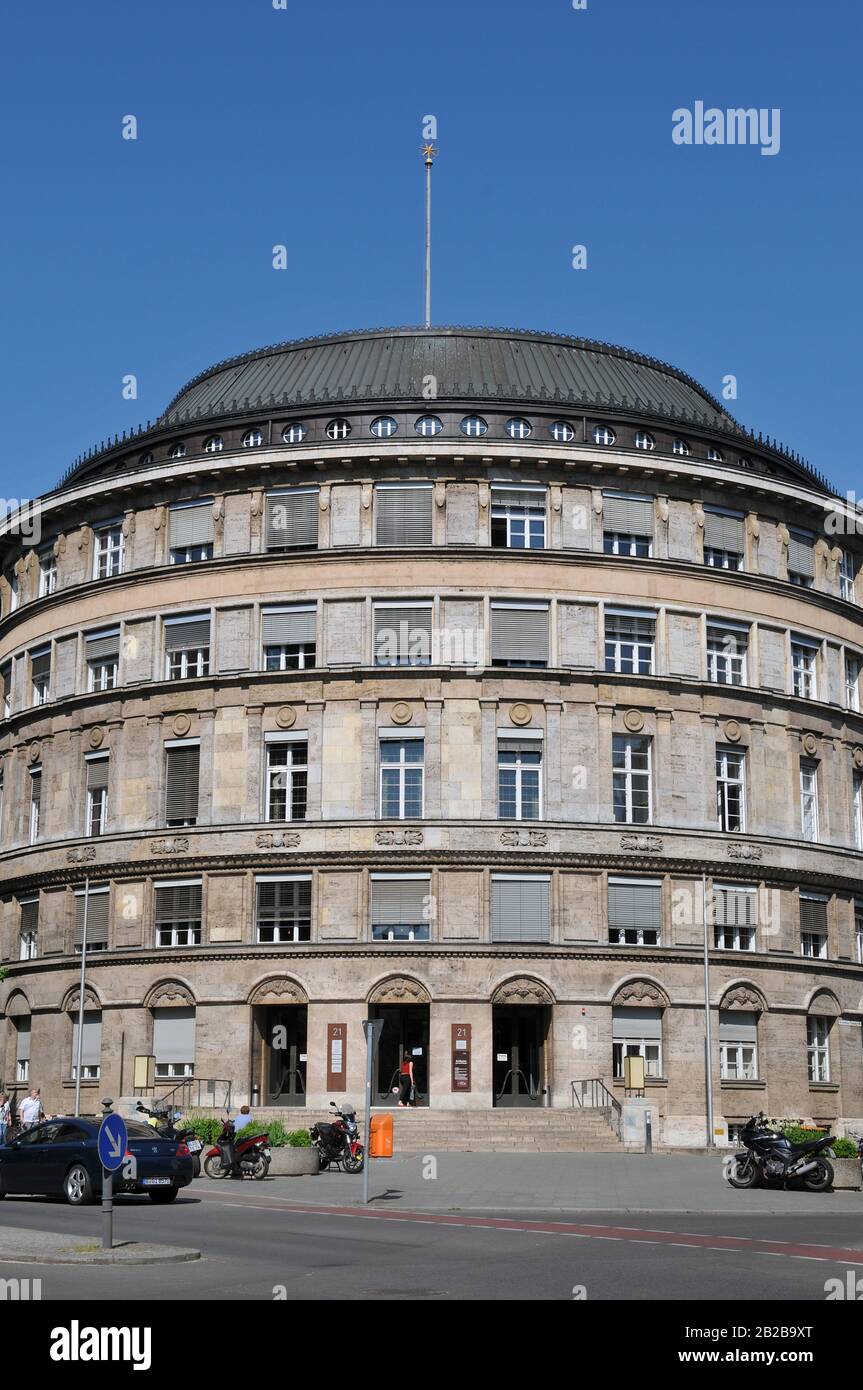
[257,1106,623,1152]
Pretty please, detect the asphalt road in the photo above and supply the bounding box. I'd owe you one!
[1,1179,862,1301]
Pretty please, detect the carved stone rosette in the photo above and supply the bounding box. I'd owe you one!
[151,837,190,856]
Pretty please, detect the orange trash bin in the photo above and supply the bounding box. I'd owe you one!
[369,1113,394,1157]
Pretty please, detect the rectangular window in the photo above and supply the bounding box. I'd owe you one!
[165,742,200,827]
[374,603,432,667]
[94,525,124,579]
[265,741,308,822]
[788,528,815,588]
[265,489,319,551]
[853,771,863,851]
[707,623,749,686]
[716,746,746,832]
[604,610,655,675]
[840,551,857,602]
[712,883,756,951]
[608,878,661,946]
[19,897,38,960]
[374,484,434,546]
[153,1006,195,1078]
[719,1010,758,1080]
[262,606,316,670]
[15,1018,30,1082]
[1,660,11,718]
[74,885,109,953]
[791,639,818,699]
[256,876,312,942]
[498,736,542,820]
[855,901,863,965]
[380,737,424,819]
[800,760,819,842]
[71,1011,102,1080]
[807,1016,830,1082]
[39,550,57,596]
[612,1007,662,1079]
[165,614,210,679]
[602,493,654,557]
[612,735,652,824]
[704,506,745,570]
[8,572,19,612]
[169,500,214,564]
[30,647,51,706]
[85,629,120,691]
[85,754,109,836]
[370,874,431,942]
[491,603,549,668]
[845,654,861,711]
[29,767,42,843]
[800,894,828,958]
[490,875,550,943]
[155,881,202,947]
[490,486,546,549]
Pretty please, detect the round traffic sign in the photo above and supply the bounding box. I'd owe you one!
[97,1113,128,1172]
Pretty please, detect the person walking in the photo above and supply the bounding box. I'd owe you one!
[397,1047,415,1107]
[0,1092,10,1144]
[18,1088,44,1130]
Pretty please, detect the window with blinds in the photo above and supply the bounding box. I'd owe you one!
[375,485,433,547]
[71,1010,102,1079]
[704,506,745,568]
[155,881,202,947]
[256,877,312,942]
[719,1009,758,1080]
[603,492,654,557]
[74,887,110,952]
[1,660,11,717]
[153,1006,196,1077]
[29,768,41,843]
[370,875,431,941]
[262,606,317,670]
[611,1006,662,1078]
[800,894,828,958]
[169,500,214,563]
[19,897,38,960]
[265,489,319,550]
[85,754,109,836]
[788,527,815,586]
[712,883,757,950]
[165,615,210,679]
[30,647,51,705]
[165,743,200,826]
[608,878,661,945]
[85,629,120,691]
[491,603,549,667]
[374,603,433,666]
[491,875,550,943]
[15,1017,31,1079]
[490,486,546,549]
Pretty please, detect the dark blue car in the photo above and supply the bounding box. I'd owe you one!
[0,1116,194,1205]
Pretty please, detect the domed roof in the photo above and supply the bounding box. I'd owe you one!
[160,325,736,431]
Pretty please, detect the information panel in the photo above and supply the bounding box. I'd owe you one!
[451,1023,471,1092]
[327,1022,347,1092]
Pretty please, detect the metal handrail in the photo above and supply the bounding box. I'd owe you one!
[153,1077,233,1113]
[571,1078,623,1137]
[495,1068,539,1103]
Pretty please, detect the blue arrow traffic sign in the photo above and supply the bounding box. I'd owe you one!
[97,1113,128,1172]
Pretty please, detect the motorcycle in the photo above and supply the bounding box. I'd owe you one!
[135,1101,204,1177]
[310,1101,364,1173]
[727,1113,834,1192]
[203,1118,271,1179]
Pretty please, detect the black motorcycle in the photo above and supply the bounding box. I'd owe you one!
[727,1113,834,1192]
[135,1101,203,1177]
[310,1102,364,1173]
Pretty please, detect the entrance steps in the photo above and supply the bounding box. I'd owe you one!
[257,1106,623,1152]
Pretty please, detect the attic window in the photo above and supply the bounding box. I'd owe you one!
[549,420,574,442]
[326,419,351,441]
[169,444,186,459]
[593,425,616,446]
[415,415,442,437]
[672,438,690,456]
[283,423,307,444]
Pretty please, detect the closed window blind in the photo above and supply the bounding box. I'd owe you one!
[370,877,429,926]
[169,502,214,549]
[491,876,550,942]
[85,756,109,792]
[152,1007,196,1064]
[718,1009,758,1043]
[16,1018,31,1061]
[165,744,200,824]
[491,605,549,664]
[72,1011,102,1066]
[788,528,815,577]
[20,898,38,936]
[375,486,433,546]
[262,606,316,645]
[155,882,202,924]
[704,507,745,552]
[85,629,120,662]
[30,648,51,681]
[257,878,312,925]
[29,770,42,806]
[608,879,661,931]
[164,615,210,651]
[603,493,654,535]
[265,490,319,550]
[800,896,828,934]
[374,605,433,664]
[74,889,109,946]
[713,885,757,926]
[612,1006,662,1041]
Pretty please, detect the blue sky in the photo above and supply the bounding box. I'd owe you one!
[1,0,860,499]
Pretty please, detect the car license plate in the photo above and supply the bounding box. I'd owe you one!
[187,1140,202,1152]
[142,1177,172,1186]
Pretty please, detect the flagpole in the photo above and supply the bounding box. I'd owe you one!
[422,143,437,328]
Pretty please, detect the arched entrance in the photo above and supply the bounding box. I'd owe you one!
[249,978,309,1107]
[491,978,554,1107]
[368,977,431,1107]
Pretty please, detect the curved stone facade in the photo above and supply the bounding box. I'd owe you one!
[1,327,862,1144]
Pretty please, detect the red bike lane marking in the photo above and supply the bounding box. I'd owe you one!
[194,1192,863,1264]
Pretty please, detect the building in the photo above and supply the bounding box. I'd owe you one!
[1,325,862,1145]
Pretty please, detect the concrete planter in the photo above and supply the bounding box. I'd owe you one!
[831,1157,862,1191]
[268,1146,319,1177]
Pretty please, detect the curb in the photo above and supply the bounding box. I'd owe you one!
[0,1243,201,1267]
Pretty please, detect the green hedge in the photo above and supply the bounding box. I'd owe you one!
[178,1113,311,1148]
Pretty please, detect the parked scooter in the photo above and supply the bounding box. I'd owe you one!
[203,1118,271,1179]
[135,1101,204,1177]
[727,1113,834,1191]
[310,1102,365,1173]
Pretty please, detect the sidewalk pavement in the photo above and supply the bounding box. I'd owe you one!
[0,1230,200,1265]
[256,1152,863,1216]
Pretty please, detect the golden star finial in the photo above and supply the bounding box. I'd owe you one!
[421,143,437,161]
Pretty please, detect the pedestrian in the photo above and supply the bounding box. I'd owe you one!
[233,1104,254,1134]
[18,1088,44,1130]
[0,1092,9,1144]
[397,1047,415,1107]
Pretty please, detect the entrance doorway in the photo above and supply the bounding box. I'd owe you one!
[371,1004,429,1106]
[492,1005,548,1107]
[253,1005,308,1106]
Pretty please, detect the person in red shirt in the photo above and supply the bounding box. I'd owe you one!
[397,1048,415,1107]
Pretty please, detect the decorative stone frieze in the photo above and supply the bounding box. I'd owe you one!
[150,837,190,855]
[256,831,301,849]
[500,829,548,847]
[620,834,663,853]
[375,829,423,846]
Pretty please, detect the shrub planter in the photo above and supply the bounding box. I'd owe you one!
[268,1147,319,1177]
[830,1157,862,1191]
